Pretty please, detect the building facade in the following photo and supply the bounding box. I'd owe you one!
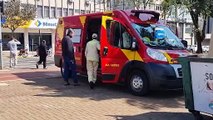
[1,0,106,53]
[204,17,213,45]
[1,0,212,52]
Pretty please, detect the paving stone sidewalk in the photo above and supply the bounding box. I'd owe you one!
[0,52,212,120]
[1,74,212,120]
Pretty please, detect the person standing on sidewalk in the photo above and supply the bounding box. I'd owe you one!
[7,36,21,68]
[36,40,48,69]
[62,28,79,86]
[85,33,100,89]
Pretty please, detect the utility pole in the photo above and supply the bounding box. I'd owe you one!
[94,0,96,12]
[175,4,179,37]
[122,0,124,10]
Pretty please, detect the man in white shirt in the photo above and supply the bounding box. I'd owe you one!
[7,37,21,68]
[85,33,100,89]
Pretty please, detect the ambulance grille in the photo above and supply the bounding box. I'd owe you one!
[177,68,182,77]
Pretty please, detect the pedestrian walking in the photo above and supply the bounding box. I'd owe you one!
[7,36,21,68]
[36,40,48,69]
[62,28,79,86]
[85,33,100,89]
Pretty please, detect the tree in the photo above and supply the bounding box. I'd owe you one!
[182,0,213,53]
[129,0,153,10]
[2,0,36,37]
[161,0,174,24]
[162,0,213,53]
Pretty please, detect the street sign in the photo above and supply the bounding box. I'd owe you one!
[190,62,213,114]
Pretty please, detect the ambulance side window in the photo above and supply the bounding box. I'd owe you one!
[106,20,132,49]
[65,28,81,43]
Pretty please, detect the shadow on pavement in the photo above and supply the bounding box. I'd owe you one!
[12,71,60,79]
[12,71,186,111]
[108,112,212,120]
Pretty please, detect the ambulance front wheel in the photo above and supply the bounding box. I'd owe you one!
[128,70,149,96]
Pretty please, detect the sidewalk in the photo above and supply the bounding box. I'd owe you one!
[0,52,59,81]
[0,66,61,81]
[1,72,212,120]
[1,51,54,69]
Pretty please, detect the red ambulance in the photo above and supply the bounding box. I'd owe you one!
[54,10,189,96]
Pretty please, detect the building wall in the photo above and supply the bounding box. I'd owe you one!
[1,0,106,53]
[24,0,106,17]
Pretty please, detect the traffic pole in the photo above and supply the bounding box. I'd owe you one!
[0,12,3,70]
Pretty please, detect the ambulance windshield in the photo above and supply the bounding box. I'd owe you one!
[133,23,185,50]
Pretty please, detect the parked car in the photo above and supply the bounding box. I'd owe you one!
[187,45,197,53]
[202,46,209,53]
[187,45,209,53]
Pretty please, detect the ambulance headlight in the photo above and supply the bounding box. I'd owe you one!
[147,48,167,62]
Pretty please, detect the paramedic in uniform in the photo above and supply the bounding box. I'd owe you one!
[62,28,79,86]
[85,33,100,89]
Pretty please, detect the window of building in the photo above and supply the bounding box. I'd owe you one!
[155,5,160,11]
[86,10,90,13]
[37,5,43,18]
[69,9,74,15]
[81,10,85,14]
[75,9,80,14]
[44,6,49,18]
[63,8,68,16]
[28,33,52,51]
[51,7,56,18]
[185,24,193,34]
[57,8,62,17]
[106,20,132,49]
[2,33,24,51]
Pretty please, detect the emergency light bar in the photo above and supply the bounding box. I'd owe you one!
[131,10,160,22]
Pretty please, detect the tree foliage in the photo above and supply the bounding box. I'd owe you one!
[2,0,36,37]
[161,0,213,53]
[128,0,153,10]
[181,0,213,53]
[161,0,178,23]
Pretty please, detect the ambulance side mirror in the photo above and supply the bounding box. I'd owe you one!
[131,38,138,51]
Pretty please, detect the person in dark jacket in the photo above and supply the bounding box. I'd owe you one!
[62,28,79,86]
[36,40,48,69]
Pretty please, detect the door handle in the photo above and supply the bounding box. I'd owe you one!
[103,47,108,56]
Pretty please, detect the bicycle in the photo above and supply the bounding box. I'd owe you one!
[19,49,28,58]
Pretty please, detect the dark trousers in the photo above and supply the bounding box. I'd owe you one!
[37,56,47,68]
[63,57,78,83]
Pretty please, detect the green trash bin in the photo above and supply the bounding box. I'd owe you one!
[179,57,213,119]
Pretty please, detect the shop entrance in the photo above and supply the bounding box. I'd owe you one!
[2,33,24,51]
[29,33,52,51]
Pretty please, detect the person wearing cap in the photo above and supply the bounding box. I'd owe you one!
[36,40,48,69]
[61,28,79,86]
[85,33,100,89]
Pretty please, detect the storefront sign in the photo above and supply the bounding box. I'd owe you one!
[22,19,58,29]
[190,62,213,114]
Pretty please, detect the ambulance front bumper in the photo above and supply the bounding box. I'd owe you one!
[146,63,183,90]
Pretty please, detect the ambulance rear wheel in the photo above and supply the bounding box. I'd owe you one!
[128,70,149,96]
[60,62,64,78]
